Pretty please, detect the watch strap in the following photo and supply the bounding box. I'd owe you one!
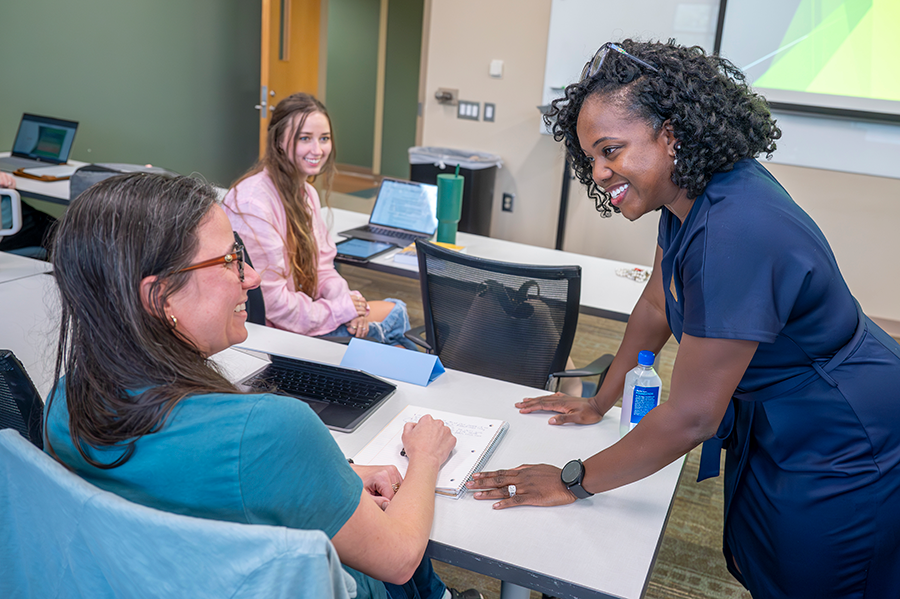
[567,479,593,499]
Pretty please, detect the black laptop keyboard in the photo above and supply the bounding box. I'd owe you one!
[245,355,395,409]
[368,226,413,239]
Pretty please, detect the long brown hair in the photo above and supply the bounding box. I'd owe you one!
[230,92,337,295]
[47,174,238,469]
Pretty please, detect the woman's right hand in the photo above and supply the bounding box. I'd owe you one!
[346,315,369,338]
[400,414,456,466]
[515,392,608,425]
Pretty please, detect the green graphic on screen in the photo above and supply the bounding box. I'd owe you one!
[750,0,900,103]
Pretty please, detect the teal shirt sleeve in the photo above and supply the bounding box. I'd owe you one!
[239,394,363,538]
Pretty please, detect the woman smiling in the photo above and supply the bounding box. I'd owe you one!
[468,39,900,599]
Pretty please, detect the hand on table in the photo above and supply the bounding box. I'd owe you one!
[515,392,607,425]
[351,463,403,510]
[0,172,15,188]
[467,464,576,509]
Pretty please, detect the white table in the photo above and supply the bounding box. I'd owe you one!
[237,323,682,599]
[2,152,88,206]
[328,208,649,322]
[0,274,60,396]
[2,274,682,599]
[1,167,650,322]
[0,252,53,285]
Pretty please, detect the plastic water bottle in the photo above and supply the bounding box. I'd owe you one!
[619,350,661,437]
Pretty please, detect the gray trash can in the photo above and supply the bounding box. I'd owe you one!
[408,147,503,237]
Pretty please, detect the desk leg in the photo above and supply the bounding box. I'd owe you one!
[499,582,532,599]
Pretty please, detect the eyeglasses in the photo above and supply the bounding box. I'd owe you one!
[580,42,659,82]
[174,232,245,282]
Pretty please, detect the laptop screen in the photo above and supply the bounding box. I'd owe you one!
[11,113,79,164]
[369,179,438,235]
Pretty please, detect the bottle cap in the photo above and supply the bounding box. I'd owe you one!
[638,350,655,366]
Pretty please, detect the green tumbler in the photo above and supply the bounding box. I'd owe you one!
[436,173,464,244]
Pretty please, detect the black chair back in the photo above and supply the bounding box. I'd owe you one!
[235,232,267,326]
[0,350,44,449]
[415,240,581,389]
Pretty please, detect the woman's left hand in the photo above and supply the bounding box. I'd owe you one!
[351,463,404,509]
[347,315,369,338]
[350,292,369,317]
[466,464,577,509]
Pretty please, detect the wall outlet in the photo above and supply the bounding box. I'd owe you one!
[502,193,514,212]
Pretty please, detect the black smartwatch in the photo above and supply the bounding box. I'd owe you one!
[561,459,594,499]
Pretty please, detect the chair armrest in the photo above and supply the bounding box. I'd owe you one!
[553,353,613,378]
[404,326,433,352]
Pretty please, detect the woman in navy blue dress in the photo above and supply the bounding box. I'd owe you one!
[468,40,900,597]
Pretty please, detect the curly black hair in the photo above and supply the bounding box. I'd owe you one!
[545,39,781,217]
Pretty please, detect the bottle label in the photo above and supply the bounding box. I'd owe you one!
[630,385,660,425]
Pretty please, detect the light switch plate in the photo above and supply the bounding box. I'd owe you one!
[484,103,495,122]
[458,100,480,120]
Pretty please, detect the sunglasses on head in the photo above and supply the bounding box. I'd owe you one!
[581,42,659,82]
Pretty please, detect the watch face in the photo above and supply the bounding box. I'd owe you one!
[561,460,582,485]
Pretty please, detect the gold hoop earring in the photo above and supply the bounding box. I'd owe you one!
[170,315,178,328]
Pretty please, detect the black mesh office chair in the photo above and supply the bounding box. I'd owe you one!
[406,240,612,392]
[0,350,44,449]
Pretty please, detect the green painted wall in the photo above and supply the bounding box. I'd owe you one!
[382,0,423,179]
[325,0,380,169]
[0,0,260,188]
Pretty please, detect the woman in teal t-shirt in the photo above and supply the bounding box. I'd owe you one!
[44,173,481,599]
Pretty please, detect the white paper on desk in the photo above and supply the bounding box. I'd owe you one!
[340,338,444,386]
[353,405,508,498]
[21,165,78,178]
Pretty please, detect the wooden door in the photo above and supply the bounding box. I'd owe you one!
[259,0,321,156]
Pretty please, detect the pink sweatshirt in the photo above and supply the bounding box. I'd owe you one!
[223,171,358,336]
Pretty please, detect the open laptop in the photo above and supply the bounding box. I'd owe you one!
[238,352,396,433]
[339,178,438,247]
[0,113,79,173]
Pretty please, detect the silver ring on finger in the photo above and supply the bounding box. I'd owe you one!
[508,484,516,498]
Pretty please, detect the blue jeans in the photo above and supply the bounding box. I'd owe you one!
[325,298,418,351]
[384,558,447,599]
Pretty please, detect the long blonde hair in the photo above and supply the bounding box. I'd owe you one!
[231,93,337,295]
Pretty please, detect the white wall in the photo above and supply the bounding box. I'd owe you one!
[420,0,563,250]
[419,0,900,325]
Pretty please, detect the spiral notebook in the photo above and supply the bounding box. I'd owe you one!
[353,405,508,498]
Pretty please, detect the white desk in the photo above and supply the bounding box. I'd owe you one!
[238,323,682,599]
[2,152,88,206]
[0,252,53,285]
[329,208,649,322]
[0,274,60,396]
[3,273,682,599]
[2,168,649,322]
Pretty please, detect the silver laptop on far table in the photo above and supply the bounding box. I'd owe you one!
[0,113,79,173]
[339,178,438,247]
